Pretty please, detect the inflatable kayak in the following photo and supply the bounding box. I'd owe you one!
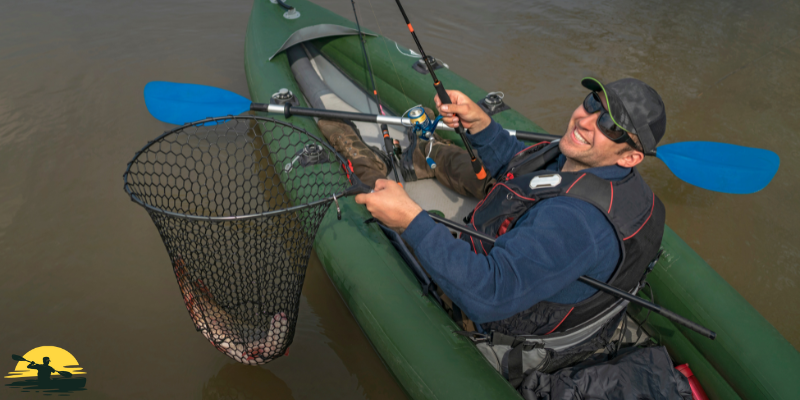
[244,1,800,398]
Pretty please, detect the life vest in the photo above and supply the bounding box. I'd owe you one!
[459,140,666,383]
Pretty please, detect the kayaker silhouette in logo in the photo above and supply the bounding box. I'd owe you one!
[5,346,87,394]
[27,357,56,381]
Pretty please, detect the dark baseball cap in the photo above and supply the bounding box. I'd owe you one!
[581,77,666,155]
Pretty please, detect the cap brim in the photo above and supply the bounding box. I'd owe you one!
[581,77,604,93]
[580,77,632,134]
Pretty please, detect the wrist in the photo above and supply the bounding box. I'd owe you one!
[401,205,424,229]
[468,116,492,135]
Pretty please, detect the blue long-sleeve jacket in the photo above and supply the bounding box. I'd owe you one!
[400,120,629,324]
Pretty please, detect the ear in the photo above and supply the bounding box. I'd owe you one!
[616,148,645,168]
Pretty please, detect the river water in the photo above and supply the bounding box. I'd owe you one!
[0,0,797,398]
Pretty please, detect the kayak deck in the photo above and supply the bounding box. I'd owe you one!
[297,41,479,222]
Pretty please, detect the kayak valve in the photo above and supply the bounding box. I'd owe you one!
[271,88,296,105]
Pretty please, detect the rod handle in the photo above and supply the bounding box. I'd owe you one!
[471,157,487,179]
[381,124,393,150]
[342,180,372,197]
[434,82,452,105]
[514,131,561,142]
[381,124,402,186]
[579,276,717,340]
[659,308,717,340]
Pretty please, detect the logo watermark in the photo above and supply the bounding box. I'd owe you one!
[5,346,87,395]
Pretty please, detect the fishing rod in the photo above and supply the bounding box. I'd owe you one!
[349,0,402,185]
[423,212,717,340]
[392,0,488,181]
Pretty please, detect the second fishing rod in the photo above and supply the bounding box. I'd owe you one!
[393,0,488,180]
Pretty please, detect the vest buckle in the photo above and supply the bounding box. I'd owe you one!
[529,174,562,189]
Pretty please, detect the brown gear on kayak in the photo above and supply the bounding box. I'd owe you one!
[317,118,387,188]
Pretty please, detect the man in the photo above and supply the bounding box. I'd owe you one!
[28,357,56,381]
[354,77,666,379]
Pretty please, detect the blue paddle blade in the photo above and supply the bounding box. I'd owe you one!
[656,141,779,194]
[144,81,252,125]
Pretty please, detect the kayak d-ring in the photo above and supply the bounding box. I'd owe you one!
[272,0,300,19]
[412,56,448,74]
[479,91,511,116]
[284,143,330,173]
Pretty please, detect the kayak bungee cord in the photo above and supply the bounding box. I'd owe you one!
[350,0,403,185]
[392,0,488,181]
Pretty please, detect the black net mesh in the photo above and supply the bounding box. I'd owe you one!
[124,116,351,364]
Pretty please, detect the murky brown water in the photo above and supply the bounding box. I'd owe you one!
[0,0,797,398]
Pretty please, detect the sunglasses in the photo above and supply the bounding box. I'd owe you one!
[583,92,640,151]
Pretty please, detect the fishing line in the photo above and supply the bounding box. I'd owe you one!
[350,0,382,116]
[365,0,413,111]
[351,0,402,184]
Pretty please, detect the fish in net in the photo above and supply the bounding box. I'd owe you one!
[123,116,369,364]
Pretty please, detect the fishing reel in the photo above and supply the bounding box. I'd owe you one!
[405,105,441,140]
[404,105,443,169]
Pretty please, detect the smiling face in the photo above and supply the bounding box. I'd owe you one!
[559,91,644,171]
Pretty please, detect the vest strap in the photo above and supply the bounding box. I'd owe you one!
[508,339,525,388]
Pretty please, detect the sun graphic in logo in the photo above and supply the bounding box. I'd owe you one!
[5,346,86,379]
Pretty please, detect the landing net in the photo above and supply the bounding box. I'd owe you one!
[123,116,352,364]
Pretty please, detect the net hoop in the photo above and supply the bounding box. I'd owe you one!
[123,115,354,365]
[123,115,350,221]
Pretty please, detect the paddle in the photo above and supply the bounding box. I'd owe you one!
[143,81,780,194]
[11,355,73,378]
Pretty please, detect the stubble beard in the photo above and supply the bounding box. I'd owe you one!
[558,136,596,172]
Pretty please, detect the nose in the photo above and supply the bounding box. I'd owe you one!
[576,111,598,131]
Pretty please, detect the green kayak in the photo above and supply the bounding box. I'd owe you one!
[244,1,800,398]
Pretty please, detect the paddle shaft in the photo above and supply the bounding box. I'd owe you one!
[424,212,717,340]
[10,355,73,377]
[392,0,487,180]
[250,103,558,143]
